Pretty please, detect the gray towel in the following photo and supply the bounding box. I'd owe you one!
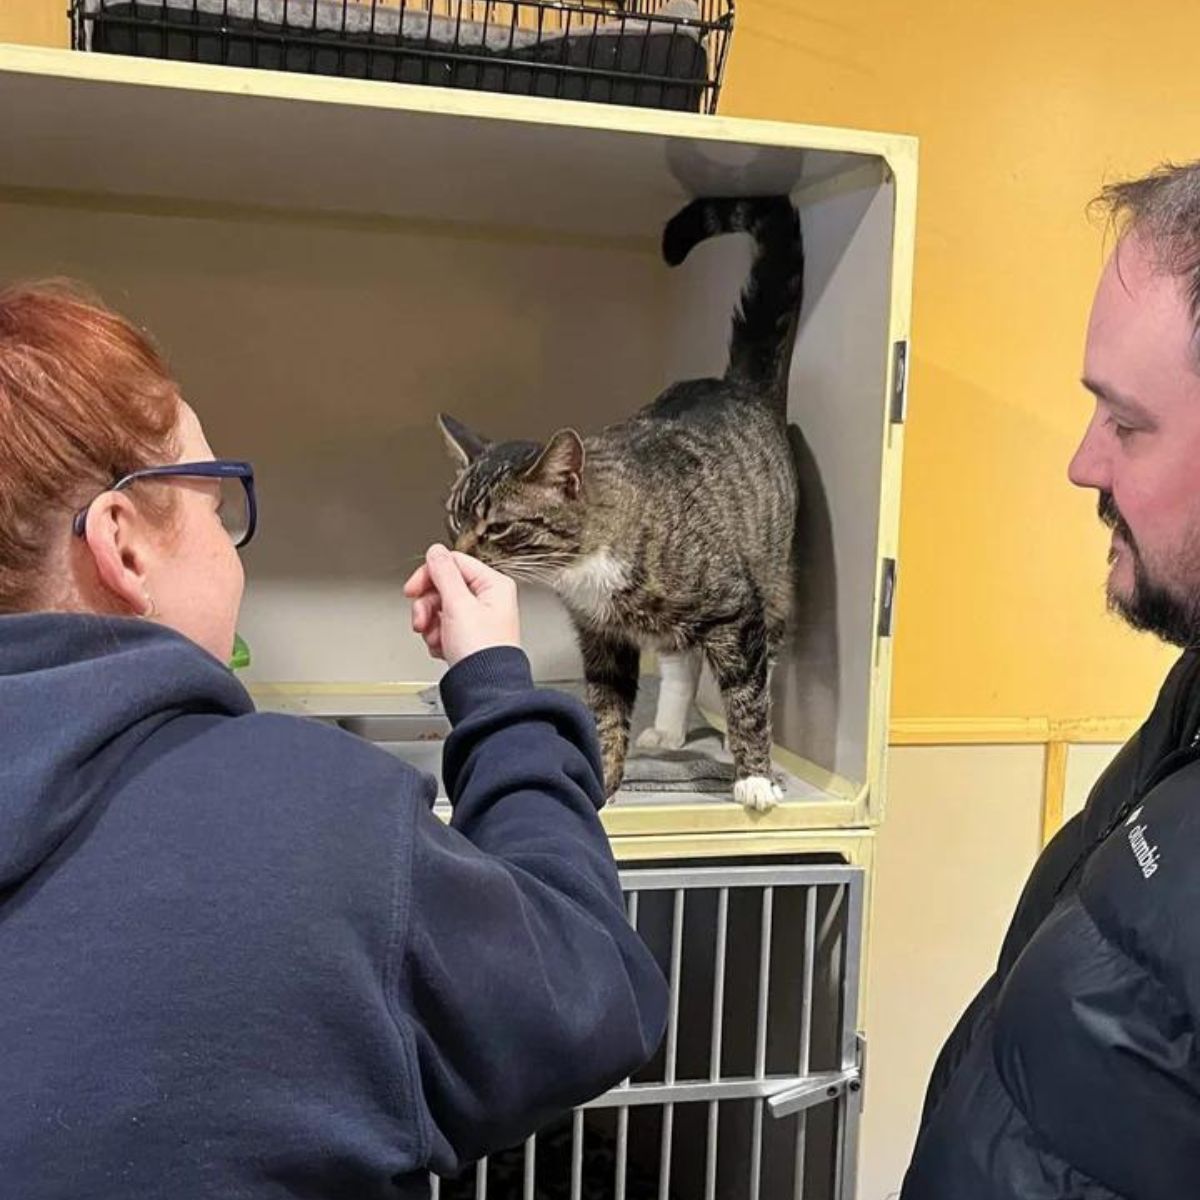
[419,676,735,793]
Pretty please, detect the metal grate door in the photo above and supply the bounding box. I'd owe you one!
[433,861,866,1200]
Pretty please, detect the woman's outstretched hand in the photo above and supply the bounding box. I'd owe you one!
[404,545,522,666]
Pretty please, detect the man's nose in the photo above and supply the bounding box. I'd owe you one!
[1067,421,1109,492]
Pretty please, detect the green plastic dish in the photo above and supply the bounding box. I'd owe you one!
[229,632,251,671]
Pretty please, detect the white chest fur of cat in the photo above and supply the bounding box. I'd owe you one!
[555,549,630,626]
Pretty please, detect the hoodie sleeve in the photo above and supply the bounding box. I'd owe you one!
[398,647,668,1174]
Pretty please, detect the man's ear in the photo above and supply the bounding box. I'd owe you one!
[523,429,585,500]
[81,492,155,616]
[437,414,490,470]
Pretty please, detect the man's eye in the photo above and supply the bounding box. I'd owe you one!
[1107,417,1137,441]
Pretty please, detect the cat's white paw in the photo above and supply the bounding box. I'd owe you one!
[734,775,783,813]
[637,726,687,752]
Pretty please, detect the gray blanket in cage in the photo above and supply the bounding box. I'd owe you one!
[82,0,702,52]
[419,674,735,792]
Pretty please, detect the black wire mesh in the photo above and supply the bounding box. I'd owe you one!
[69,0,734,113]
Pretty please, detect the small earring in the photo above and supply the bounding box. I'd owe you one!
[142,592,157,619]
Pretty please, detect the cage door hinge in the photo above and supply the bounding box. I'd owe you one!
[877,558,897,638]
[767,1034,866,1119]
[890,339,909,424]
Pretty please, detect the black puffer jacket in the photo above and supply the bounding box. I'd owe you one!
[902,650,1200,1199]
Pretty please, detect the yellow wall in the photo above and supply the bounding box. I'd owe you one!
[4,0,1187,724]
[0,0,67,47]
[720,0,1187,724]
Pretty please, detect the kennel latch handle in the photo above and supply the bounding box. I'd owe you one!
[767,1067,861,1119]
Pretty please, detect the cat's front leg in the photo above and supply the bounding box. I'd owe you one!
[701,618,782,813]
[636,648,701,751]
[576,624,641,800]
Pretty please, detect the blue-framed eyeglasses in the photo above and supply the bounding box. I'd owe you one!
[72,460,257,549]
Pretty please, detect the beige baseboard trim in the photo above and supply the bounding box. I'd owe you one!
[1048,716,1140,743]
[889,716,1140,746]
[889,717,1050,745]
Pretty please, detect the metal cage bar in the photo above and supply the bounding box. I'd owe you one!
[522,1134,535,1200]
[570,1108,584,1200]
[793,886,818,1200]
[656,887,685,1199]
[836,879,866,1200]
[704,885,729,1200]
[612,888,639,1200]
[749,884,774,1200]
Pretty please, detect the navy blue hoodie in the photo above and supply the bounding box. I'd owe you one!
[0,613,667,1198]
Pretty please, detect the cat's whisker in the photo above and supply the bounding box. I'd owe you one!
[496,561,566,583]
[492,553,573,576]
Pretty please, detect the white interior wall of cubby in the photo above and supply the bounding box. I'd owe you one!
[0,46,915,828]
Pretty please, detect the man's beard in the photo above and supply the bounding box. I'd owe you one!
[1098,491,1200,647]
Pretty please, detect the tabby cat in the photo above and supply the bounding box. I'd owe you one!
[438,196,802,811]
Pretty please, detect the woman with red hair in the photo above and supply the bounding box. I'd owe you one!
[0,283,666,1199]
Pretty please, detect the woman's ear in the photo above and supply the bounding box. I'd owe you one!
[81,491,156,616]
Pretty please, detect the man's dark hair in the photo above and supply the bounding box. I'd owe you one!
[1093,161,1200,337]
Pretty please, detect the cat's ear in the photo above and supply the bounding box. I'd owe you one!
[437,413,490,469]
[524,429,585,500]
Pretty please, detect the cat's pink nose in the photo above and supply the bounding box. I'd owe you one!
[454,531,478,555]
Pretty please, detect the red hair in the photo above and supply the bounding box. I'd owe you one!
[0,282,180,611]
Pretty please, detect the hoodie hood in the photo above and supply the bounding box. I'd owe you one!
[0,613,252,892]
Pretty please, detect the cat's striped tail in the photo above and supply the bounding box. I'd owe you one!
[662,195,803,405]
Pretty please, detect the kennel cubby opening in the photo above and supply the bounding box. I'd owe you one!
[0,47,914,831]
